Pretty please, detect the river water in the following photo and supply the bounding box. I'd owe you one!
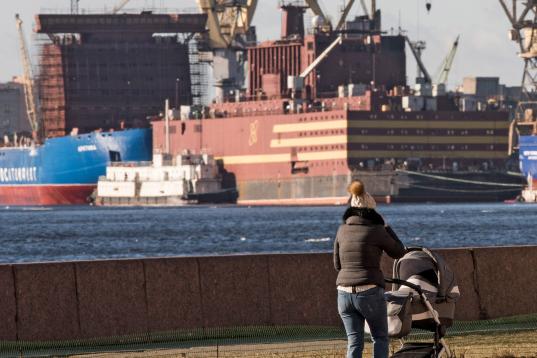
[0,203,536,263]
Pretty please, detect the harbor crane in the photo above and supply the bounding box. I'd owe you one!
[434,35,460,86]
[499,0,537,101]
[112,0,131,14]
[71,0,79,14]
[306,0,374,31]
[357,0,376,20]
[15,14,40,140]
[405,38,432,84]
[336,0,356,31]
[499,0,537,153]
[197,0,258,49]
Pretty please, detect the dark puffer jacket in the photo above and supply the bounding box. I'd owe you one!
[333,207,406,288]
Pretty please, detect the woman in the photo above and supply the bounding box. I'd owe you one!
[334,180,406,358]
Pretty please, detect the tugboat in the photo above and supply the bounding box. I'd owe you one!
[95,151,237,206]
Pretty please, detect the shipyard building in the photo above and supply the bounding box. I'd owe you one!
[35,12,207,138]
[0,80,31,138]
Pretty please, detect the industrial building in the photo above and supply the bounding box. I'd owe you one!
[34,12,207,138]
[0,80,31,139]
[247,8,406,100]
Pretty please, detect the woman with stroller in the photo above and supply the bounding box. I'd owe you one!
[334,180,406,358]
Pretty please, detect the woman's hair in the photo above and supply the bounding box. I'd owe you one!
[347,180,364,196]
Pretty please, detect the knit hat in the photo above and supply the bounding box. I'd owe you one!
[347,180,377,209]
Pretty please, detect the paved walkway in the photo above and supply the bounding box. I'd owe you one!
[69,330,537,358]
[70,340,351,357]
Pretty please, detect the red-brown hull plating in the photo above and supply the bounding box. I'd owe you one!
[0,185,95,206]
[237,195,391,206]
[152,103,512,203]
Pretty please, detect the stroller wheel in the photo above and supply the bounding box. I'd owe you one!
[391,342,451,357]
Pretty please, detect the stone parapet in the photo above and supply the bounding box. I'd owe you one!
[0,246,535,341]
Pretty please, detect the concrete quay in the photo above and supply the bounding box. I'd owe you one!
[0,246,535,342]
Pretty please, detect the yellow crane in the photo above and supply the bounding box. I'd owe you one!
[434,35,460,86]
[197,0,258,48]
[112,0,131,14]
[15,14,40,139]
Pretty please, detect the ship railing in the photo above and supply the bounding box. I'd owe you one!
[98,175,189,183]
[39,7,199,14]
[210,105,350,119]
[108,161,153,167]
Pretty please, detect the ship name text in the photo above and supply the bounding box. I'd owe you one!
[523,150,537,160]
[78,145,97,152]
[0,167,38,182]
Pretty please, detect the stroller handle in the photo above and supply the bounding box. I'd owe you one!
[384,277,424,295]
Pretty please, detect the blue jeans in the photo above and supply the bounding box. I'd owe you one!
[337,287,389,358]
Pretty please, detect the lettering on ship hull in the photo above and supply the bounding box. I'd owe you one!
[0,167,38,183]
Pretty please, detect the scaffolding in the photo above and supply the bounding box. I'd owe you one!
[188,39,210,106]
[36,34,67,138]
[34,13,208,137]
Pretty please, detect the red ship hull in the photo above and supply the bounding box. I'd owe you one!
[152,104,512,204]
[0,185,95,206]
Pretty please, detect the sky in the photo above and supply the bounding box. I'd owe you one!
[0,0,524,89]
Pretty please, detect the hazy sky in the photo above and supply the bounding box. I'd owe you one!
[0,0,524,89]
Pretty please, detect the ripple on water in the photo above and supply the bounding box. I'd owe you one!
[0,203,536,263]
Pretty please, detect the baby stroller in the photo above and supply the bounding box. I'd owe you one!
[384,247,460,357]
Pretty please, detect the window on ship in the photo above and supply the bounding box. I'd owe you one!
[109,151,121,162]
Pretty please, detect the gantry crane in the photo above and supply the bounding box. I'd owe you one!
[357,0,376,20]
[434,35,460,86]
[499,0,537,152]
[15,14,40,140]
[499,0,537,101]
[336,0,356,30]
[306,0,376,31]
[197,0,258,49]
[405,38,432,84]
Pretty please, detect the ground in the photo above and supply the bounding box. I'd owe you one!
[70,330,537,358]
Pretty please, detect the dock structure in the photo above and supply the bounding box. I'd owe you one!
[34,13,207,137]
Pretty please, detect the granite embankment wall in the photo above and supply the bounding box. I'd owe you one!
[0,246,535,342]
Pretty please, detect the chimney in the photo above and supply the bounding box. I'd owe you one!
[281,5,305,39]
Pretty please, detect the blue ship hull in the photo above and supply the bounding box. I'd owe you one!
[0,128,152,205]
[519,135,537,184]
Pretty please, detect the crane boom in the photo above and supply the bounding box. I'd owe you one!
[304,0,333,28]
[300,35,343,78]
[197,0,258,48]
[112,0,131,14]
[335,0,356,31]
[15,14,40,137]
[435,35,460,85]
[405,36,432,84]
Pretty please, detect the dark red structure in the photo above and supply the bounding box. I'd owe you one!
[35,13,207,137]
[247,8,405,100]
[148,5,521,204]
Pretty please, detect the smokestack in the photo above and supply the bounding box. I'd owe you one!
[281,5,305,39]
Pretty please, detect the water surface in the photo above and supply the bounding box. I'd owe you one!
[0,203,535,263]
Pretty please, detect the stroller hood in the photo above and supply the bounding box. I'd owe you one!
[393,248,460,303]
